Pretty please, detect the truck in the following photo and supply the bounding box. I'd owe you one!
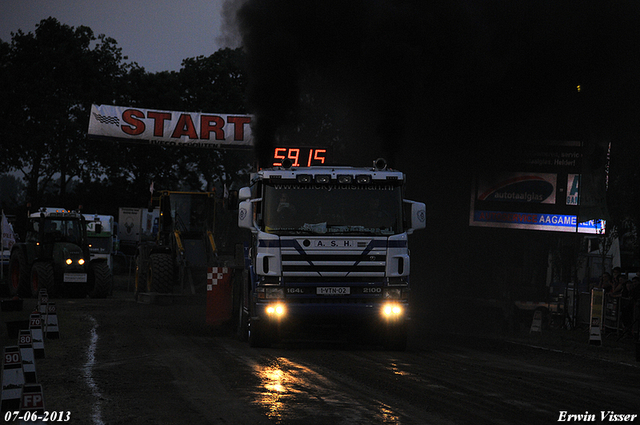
[84,214,118,273]
[118,207,160,255]
[8,208,113,298]
[135,191,245,297]
[236,159,426,349]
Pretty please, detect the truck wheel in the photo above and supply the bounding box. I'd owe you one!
[237,306,249,342]
[248,319,272,348]
[90,262,113,298]
[234,271,249,341]
[9,249,29,297]
[236,279,249,342]
[149,253,174,293]
[30,262,55,298]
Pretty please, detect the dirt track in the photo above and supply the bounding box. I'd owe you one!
[2,281,640,425]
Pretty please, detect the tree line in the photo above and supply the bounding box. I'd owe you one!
[0,17,252,220]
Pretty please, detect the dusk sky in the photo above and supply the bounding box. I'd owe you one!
[0,0,241,73]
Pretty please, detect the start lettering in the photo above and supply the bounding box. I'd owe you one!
[121,109,250,141]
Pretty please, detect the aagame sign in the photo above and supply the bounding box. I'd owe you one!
[469,141,606,234]
[88,104,253,148]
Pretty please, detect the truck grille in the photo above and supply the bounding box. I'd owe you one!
[281,251,386,277]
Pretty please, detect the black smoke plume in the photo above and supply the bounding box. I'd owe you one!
[234,0,639,169]
[232,0,640,332]
[236,0,485,167]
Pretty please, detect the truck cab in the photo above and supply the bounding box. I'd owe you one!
[237,159,426,349]
[84,214,118,272]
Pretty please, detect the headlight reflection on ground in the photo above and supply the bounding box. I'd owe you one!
[252,357,401,424]
[254,358,302,422]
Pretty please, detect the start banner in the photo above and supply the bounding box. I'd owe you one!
[88,104,253,148]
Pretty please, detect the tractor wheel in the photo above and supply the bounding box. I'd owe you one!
[8,249,29,297]
[149,253,174,293]
[30,262,55,298]
[90,262,113,298]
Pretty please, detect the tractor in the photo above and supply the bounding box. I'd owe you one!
[9,208,112,298]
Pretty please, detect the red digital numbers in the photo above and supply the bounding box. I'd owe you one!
[272,147,327,167]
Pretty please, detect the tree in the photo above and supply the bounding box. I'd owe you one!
[176,48,253,193]
[81,48,253,207]
[0,174,25,211]
[0,18,132,207]
[1,20,249,215]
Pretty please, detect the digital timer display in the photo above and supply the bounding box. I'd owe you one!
[271,147,328,167]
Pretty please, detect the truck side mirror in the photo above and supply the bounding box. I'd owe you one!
[404,200,426,234]
[238,200,254,230]
[238,187,252,202]
[95,222,102,234]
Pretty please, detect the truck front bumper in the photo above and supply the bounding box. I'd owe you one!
[254,299,409,325]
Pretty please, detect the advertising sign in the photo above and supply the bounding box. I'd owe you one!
[470,141,606,234]
[88,104,253,148]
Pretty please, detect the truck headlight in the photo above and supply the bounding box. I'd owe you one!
[381,303,403,318]
[78,258,85,265]
[66,258,73,265]
[266,303,286,317]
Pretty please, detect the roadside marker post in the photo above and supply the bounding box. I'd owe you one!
[45,302,60,339]
[19,383,45,425]
[530,309,543,333]
[589,288,604,346]
[29,313,45,359]
[1,345,25,413]
[19,329,38,383]
[37,290,48,315]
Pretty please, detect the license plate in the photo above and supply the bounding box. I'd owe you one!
[317,287,350,295]
[64,273,87,283]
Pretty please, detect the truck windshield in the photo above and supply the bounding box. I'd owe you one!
[262,183,403,235]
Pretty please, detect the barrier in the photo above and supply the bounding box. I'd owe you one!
[206,267,233,326]
[589,288,604,346]
[1,346,25,412]
[604,295,621,336]
[29,313,45,359]
[19,383,45,425]
[530,309,543,333]
[19,329,38,384]
[45,303,60,339]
